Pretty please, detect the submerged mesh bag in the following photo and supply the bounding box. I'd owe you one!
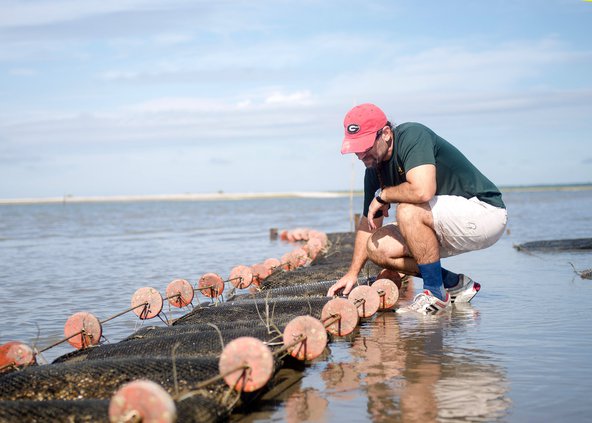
[0,356,228,401]
[514,237,592,252]
[121,319,287,342]
[312,232,356,263]
[0,398,110,423]
[260,264,352,289]
[261,232,380,289]
[55,326,285,362]
[173,297,331,326]
[234,277,374,300]
[0,230,359,422]
[0,393,229,423]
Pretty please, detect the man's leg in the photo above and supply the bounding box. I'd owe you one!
[366,203,450,314]
[366,222,419,275]
[395,202,447,301]
[366,222,459,290]
[429,195,508,303]
[441,268,461,289]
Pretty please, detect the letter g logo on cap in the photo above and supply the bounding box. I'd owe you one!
[347,124,360,134]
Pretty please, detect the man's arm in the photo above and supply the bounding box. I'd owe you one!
[327,214,384,296]
[382,164,436,203]
[367,164,436,229]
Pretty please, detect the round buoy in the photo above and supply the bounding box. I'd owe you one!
[308,230,328,248]
[280,252,294,271]
[282,316,328,361]
[291,247,309,268]
[251,263,270,287]
[321,298,359,336]
[348,285,380,318]
[165,279,194,308]
[64,312,102,349]
[109,379,176,423]
[131,287,163,320]
[279,230,289,241]
[0,341,35,371]
[377,269,404,289]
[229,265,253,289]
[286,252,301,270]
[198,273,224,298]
[292,228,308,241]
[219,337,274,392]
[372,278,399,310]
[286,231,296,242]
[263,258,281,273]
[305,238,323,260]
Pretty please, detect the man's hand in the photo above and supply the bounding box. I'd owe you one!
[367,198,390,231]
[327,273,359,297]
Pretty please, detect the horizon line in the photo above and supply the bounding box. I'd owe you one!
[1,183,591,205]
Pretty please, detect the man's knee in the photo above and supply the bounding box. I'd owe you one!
[396,202,416,224]
[366,232,382,263]
[396,202,432,228]
[366,226,405,266]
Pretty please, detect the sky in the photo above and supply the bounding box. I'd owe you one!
[0,0,591,199]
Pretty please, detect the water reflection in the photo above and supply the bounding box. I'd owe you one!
[313,282,510,422]
[284,388,329,423]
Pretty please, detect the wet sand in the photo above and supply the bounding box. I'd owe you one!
[1,184,590,205]
[0,191,350,205]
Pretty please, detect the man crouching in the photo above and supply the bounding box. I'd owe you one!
[327,103,507,315]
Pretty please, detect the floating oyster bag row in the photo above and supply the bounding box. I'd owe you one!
[0,231,405,423]
[0,228,330,370]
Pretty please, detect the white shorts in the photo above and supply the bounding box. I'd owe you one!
[429,195,507,258]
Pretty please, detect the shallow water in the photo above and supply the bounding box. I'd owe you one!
[1,190,591,422]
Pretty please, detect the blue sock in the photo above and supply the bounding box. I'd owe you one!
[417,261,446,301]
[441,268,460,289]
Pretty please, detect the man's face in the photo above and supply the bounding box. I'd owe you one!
[355,128,389,168]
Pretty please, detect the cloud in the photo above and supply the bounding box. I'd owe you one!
[152,33,193,46]
[209,157,232,165]
[0,0,264,45]
[1,1,591,195]
[0,91,331,154]
[2,37,591,152]
[329,37,589,95]
[264,90,313,105]
[8,68,37,76]
[0,0,187,28]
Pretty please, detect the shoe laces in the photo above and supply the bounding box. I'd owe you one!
[408,292,433,311]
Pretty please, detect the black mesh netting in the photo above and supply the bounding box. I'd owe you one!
[259,263,360,289]
[514,237,592,252]
[0,357,228,401]
[0,394,226,423]
[54,326,285,363]
[0,230,365,422]
[233,277,374,300]
[314,232,355,263]
[123,318,290,341]
[172,297,331,326]
[259,233,379,289]
[0,398,110,423]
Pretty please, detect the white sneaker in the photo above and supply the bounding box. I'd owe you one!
[447,274,481,304]
[396,290,451,315]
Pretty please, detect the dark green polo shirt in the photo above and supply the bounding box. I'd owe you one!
[363,122,505,217]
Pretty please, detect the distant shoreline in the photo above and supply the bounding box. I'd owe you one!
[1,184,591,205]
[0,191,351,205]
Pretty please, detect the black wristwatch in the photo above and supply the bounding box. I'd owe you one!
[375,194,388,205]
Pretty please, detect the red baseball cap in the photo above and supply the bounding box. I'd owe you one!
[341,103,387,154]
